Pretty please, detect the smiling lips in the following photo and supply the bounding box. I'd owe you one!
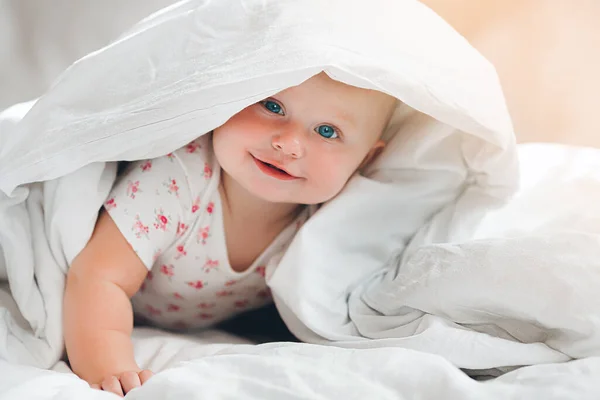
[252,156,299,181]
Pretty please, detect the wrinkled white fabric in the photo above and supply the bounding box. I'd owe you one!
[0,0,520,371]
[0,327,599,400]
[278,143,600,372]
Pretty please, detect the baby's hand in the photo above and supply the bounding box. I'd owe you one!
[90,370,154,397]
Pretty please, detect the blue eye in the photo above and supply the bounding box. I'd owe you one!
[316,124,338,139]
[262,100,284,115]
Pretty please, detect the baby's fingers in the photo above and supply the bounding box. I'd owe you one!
[120,371,142,394]
[101,376,124,397]
[139,369,154,384]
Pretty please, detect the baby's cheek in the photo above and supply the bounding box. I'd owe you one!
[319,165,354,199]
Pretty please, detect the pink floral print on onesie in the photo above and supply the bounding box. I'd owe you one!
[104,135,311,331]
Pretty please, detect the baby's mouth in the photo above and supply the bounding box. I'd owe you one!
[263,161,287,174]
[252,156,299,181]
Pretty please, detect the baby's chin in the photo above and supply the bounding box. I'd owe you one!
[238,173,344,205]
[250,187,338,206]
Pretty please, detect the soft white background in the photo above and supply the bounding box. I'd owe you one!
[0,0,176,109]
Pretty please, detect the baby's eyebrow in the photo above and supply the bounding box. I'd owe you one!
[332,110,356,126]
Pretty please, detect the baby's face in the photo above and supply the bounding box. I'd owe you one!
[212,73,396,205]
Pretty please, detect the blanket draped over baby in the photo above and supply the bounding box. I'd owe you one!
[3,0,595,375]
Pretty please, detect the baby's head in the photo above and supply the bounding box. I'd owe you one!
[213,72,396,205]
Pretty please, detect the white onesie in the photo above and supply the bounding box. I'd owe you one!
[104,134,310,331]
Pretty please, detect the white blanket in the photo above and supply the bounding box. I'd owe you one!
[1,327,600,400]
[1,0,598,398]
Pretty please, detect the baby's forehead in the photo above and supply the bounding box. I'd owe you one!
[277,74,397,121]
[339,89,398,120]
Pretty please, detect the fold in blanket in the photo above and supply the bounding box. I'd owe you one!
[0,0,519,368]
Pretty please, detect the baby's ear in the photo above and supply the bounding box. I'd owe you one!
[359,140,386,170]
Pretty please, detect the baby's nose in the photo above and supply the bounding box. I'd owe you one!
[272,130,305,158]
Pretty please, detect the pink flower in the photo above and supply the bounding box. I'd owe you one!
[234,300,249,309]
[191,197,201,213]
[197,226,210,244]
[187,280,205,290]
[175,245,187,259]
[140,161,152,172]
[145,305,161,316]
[167,304,181,312]
[186,142,200,153]
[132,216,149,239]
[163,178,179,196]
[127,181,141,199]
[203,258,219,273]
[206,202,214,215]
[204,163,213,179]
[177,222,189,237]
[160,264,174,278]
[104,197,117,210]
[255,266,266,277]
[153,210,170,231]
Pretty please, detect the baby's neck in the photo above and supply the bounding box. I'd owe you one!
[219,172,303,230]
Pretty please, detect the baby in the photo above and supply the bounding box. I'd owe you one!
[63,72,397,396]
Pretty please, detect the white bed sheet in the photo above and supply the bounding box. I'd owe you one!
[0,327,598,400]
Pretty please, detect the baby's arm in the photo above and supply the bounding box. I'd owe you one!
[64,210,151,394]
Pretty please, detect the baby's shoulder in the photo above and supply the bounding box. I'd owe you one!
[114,135,218,209]
[169,135,214,170]
[168,135,217,194]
